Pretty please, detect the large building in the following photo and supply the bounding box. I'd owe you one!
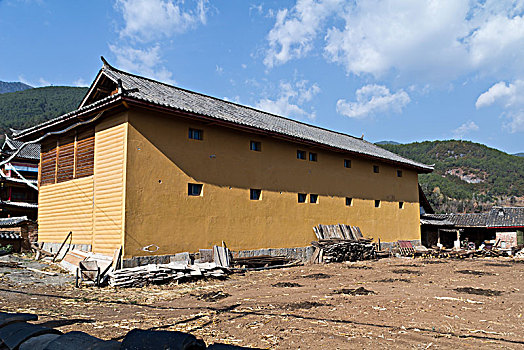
[15,60,432,259]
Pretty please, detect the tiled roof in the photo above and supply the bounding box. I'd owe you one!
[0,231,21,240]
[2,136,40,160]
[0,201,38,209]
[0,216,31,227]
[429,207,524,228]
[420,214,453,226]
[102,65,433,172]
[15,62,433,173]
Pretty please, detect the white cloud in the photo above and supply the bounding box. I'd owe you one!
[336,84,410,119]
[109,44,174,84]
[249,4,263,16]
[504,111,524,132]
[38,78,50,86]
[452,121,479,139]
[17,75,49,87]
[115,0,207,42]
[72,78,87,87]
[265,0,524,81]
[476,80,523,108]
[264,0,343,68]
[476,80,524,132]
[255,80,320,120]
[324,0,471,79]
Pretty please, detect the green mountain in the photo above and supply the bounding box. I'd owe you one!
[375,140,400,145]
[0,86,88,133]
[380,140,524,213]
[0,81,33,94]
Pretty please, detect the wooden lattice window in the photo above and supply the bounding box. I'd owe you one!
[39,128,95,186]
[56,136,74,183]
[40,141,57,186]
[75,130,94,178]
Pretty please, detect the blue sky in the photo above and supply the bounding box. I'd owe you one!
[1,0,524,154]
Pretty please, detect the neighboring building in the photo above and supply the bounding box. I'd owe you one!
[421,207,524,248]
[0,216,37,252]
[0,135,39,220]
[14,60,433,259]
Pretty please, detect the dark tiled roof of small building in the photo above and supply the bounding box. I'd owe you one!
[0,216,31,227]
[0,231,21,240]
[420,214,454,226]
[14,62,433,173]
[430,207,524,228]
[0,201,38,209]
[1,136,40,160]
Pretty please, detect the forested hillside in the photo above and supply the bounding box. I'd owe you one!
[380,140,524,213]
[0,81,32,94]
[0,86,88,133]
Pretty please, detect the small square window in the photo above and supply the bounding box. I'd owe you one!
[297,150,306,160]
[374,200,381,208]
[346,197,353,206]
[310,194,318,203]
[298,193,307,203]
[309,152,317,162]
[397,170,403,177]
[188,183,203,196]
[250,141,261,152]
[250,189,261,200]
[188,128,203,140]
[373,165,380,173]
[399,201,404,209]
[344,159,351,168]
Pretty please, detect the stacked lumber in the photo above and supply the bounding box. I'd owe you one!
[311,224,375,263]
[108,262,228,288]
[232,255,292,268]
[311,239,375,263]
[313,224,365,240]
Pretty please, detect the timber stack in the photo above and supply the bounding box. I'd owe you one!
[108,262,228,287]
[311,224,376,263]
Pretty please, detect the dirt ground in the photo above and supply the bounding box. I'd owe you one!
[0,255,523,349]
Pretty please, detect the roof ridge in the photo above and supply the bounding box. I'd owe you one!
[102,62,369,144]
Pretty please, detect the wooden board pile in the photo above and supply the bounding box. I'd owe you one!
[108,262,228,287]
[311,224,376,263]
[232,255,294,268]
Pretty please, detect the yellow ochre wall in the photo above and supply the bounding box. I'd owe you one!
[92,115,128,255]
[37,114,128,256]
[38,176,94,244]
[123,108,421,258]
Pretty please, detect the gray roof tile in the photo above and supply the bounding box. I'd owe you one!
[430,207,524,228]
[2,136,40,160]
[0,216,31,227]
